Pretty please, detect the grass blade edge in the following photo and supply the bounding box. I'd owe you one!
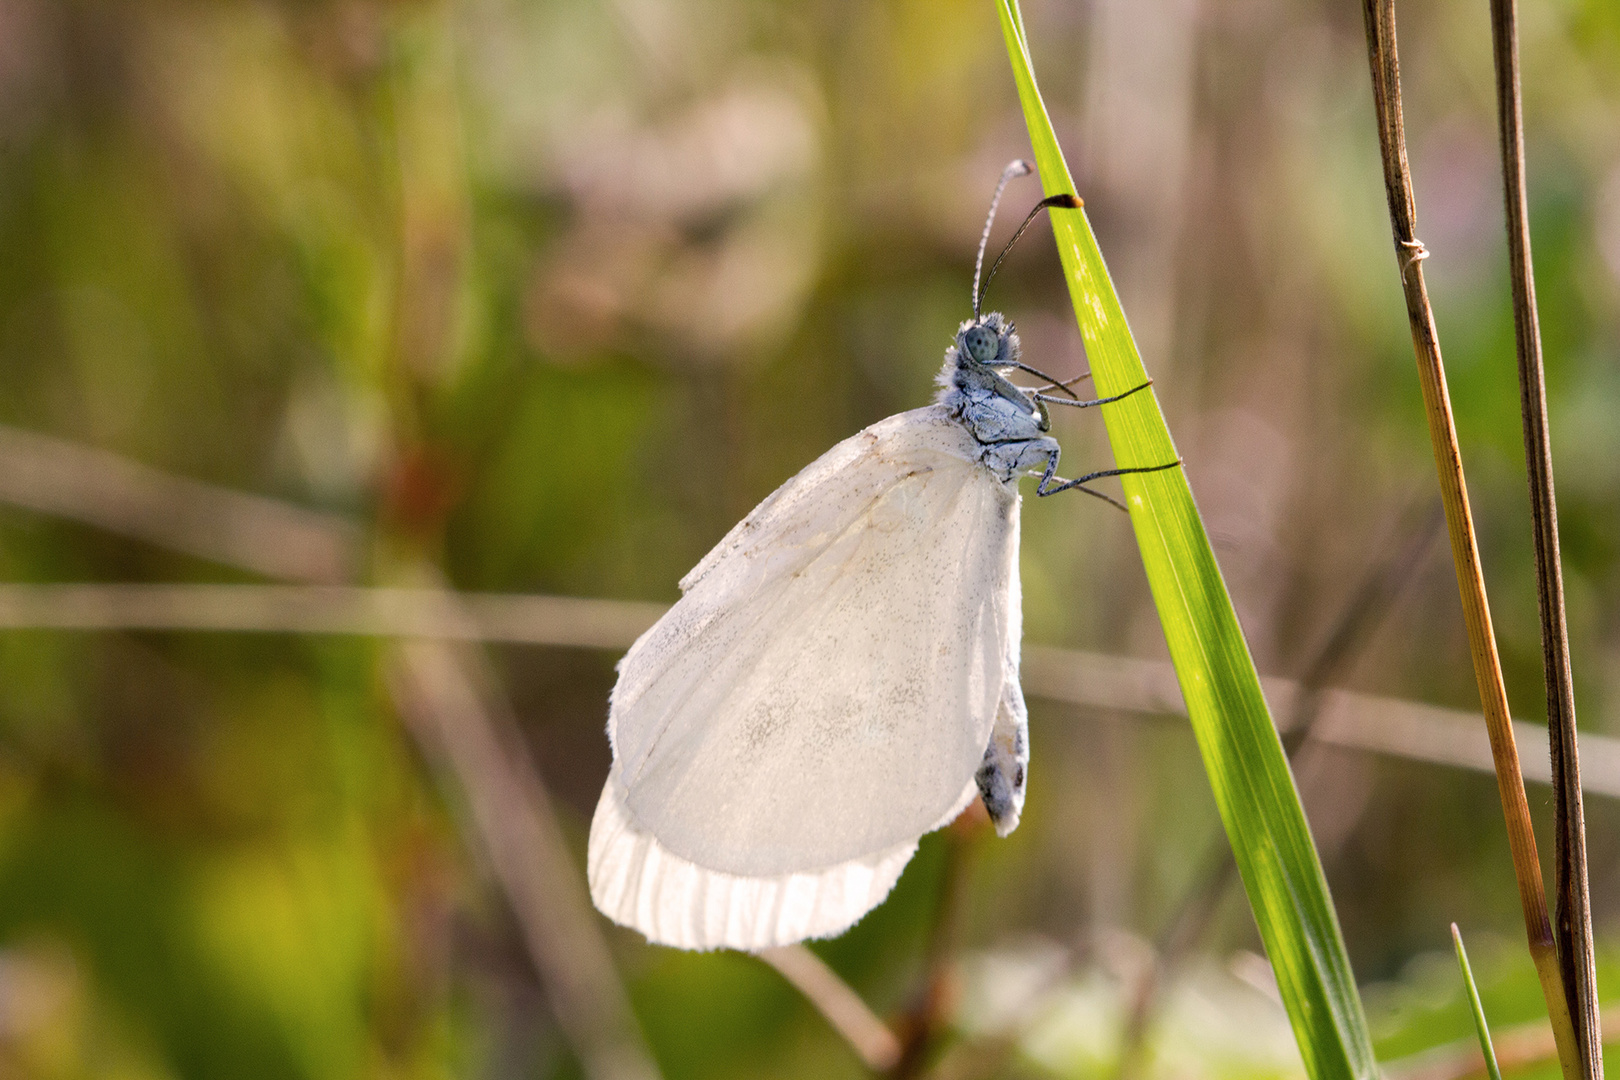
[993,4,1378,1078]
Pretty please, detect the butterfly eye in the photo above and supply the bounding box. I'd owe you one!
[964,325,999,364]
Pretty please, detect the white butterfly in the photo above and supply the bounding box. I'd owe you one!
[588,162,1171,951]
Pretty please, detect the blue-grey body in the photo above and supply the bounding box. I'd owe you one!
[938,311,1064,483]
[936,311,1054,834]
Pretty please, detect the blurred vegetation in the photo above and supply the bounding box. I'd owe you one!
[0,0,1617,1077]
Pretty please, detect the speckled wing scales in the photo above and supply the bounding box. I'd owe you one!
[589,405,1022,949]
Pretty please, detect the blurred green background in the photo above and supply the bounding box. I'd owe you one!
[0,0,1618,1076]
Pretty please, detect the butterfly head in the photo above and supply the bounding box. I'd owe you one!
[954,313,1019,370]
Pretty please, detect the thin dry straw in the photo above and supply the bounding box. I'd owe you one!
[1486,0,1602,1069]
[389,627,660,1080]
[1357,0,1578,1070]
[0,424,360,584]
[6,582,1620,796]
[757,947,901,1072]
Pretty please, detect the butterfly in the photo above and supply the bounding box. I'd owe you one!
[587,161,1176,951]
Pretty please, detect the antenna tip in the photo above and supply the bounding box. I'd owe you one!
[1052,193,1083,209]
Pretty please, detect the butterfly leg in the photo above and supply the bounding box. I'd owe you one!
[1034,377,1153,411]
[1009,360,1082,397]
[1031,371,1093,396]
[976,677,1029,837]
[1032,450,1182,510]
[1033,394,1051,433]
[1036,459,1182,497]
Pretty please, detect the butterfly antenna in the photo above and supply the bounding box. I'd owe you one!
[975,191,1084,317]
[973,161,1033,319]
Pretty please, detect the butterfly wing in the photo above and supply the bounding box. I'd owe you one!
[588,773,970,950]
[602,405,1020,881]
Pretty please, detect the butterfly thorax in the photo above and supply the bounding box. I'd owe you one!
[934,313,1060,484]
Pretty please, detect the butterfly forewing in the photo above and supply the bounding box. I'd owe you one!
[608,406,1021,877]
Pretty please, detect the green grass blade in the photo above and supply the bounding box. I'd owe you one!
[1453,924,1506,1080]
[994,5,1378,1078]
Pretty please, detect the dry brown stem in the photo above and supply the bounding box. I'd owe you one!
[1358,0,1577,1070]
[1487,0,1601,1068]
